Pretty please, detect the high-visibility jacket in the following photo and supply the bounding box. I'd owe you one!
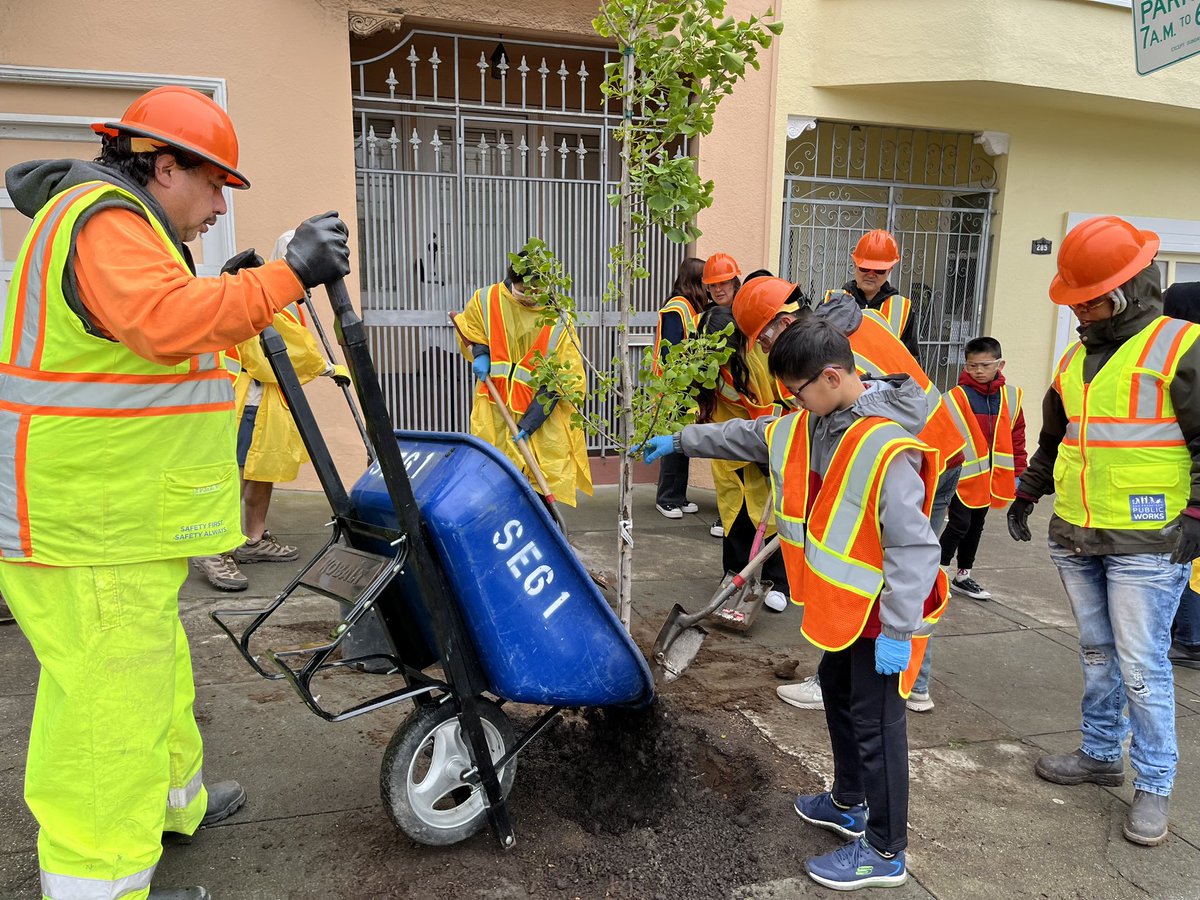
[712,345,776,529]
[652,294,702,375]
[1052,316,1200,529]
[456,283,593,506]
[852,310,964,467]
[477,283,570,416]
[823,289,912,339]
[766,411,949,697]
[0,180,241,565]
[945,383,1023,509]
[226,301,329,483]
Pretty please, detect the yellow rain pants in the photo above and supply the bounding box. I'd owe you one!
[0,559,206,900]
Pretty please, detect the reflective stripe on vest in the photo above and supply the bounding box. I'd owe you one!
[767,412,944,650]
[652,295,700,375]
[41,864,156,900]
[947,383,1022,509]
[168,767,204,810]
[1053,316,1200,529]
[878,295,912,338]
[718,368,774,418]
[1,181,240,563]
[479,283,564,415]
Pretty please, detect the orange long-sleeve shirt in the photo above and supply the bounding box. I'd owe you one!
[73,207,305,367]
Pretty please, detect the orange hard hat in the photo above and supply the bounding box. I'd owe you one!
[851,230,900,269]
[93,86,249,189]
[702,252,741,285]
[732,276,800,344]
[1049,216,1160,305]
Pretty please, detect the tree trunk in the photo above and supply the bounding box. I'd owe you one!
[616,43,636,633]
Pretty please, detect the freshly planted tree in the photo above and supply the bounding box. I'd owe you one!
[517,2,782,631]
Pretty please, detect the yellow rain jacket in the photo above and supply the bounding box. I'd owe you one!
[457,283,593,506]
[712,345,777,530]
[227,302,328,482]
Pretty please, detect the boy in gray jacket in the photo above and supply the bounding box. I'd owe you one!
[642,320,943,890]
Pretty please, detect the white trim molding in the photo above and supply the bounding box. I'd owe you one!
[974,131,1010,156]
[786,115,817,139]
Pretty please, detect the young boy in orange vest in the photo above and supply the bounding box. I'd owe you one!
[939,336,1027,601]
[641,319,946,890]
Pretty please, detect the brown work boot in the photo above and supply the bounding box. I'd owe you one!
[1034,748,1124,786]
[1124,790,1170,846]
[191,555,248,591]
[233,531,299,563]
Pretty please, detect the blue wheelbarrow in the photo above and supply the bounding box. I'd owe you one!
[212,279,653,850]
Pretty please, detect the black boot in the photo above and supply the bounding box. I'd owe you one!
[1124,790,1170,846]
[1168,641,1200,670]
[1034,748,1124,786]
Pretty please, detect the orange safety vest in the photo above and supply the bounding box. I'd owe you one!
[652,295,702,375]
[852,311,964,467]
[944,384,1022,509]
[477,283,567,415]
[766,411,949,696]
[822,289,913,340]
[717,367,775,419]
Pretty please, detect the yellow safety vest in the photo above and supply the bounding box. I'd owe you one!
[1053,316,1200,529]
[0,180,241,565]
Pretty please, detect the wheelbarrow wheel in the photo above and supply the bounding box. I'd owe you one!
[380,699,517,846]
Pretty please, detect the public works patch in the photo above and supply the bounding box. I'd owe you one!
[1129,494,1168,522]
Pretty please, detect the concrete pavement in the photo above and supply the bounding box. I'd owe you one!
[2,486,1200,898]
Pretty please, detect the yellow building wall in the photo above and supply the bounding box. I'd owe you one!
[770,0,1200,429]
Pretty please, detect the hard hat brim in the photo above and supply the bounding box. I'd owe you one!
[1048,230,1160,305]
[851,254,899,270]
[92,121,250,189]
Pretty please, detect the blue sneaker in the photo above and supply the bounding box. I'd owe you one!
[794,791,867,838]
[805,836,907,891]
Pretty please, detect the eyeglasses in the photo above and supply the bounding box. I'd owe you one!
[1070,296,1112,314]
[964,360,1003,371]
[856,266,888,276]
[759,318,788,345]
[794,365,844,394]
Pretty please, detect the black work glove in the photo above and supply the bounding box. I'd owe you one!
[220,248,264,275]
[1170,513,1200,564]
[285,211,351,289]
[1007,497,1035,542]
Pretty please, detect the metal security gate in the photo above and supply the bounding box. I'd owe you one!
[350,28,682,448]
[780,122,998,389]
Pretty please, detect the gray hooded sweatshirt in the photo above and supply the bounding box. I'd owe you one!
[676,375,941,640]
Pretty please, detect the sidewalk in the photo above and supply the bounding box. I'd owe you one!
[2,486,1199,898]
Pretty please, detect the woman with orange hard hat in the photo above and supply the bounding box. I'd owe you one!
[703,252,742,308]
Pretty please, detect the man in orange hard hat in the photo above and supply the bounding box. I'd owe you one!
[1010,215,1200,847]
[703,252,742,308]
[1,85,351,899]
[821,229,922,360]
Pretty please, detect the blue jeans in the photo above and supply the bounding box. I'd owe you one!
[1048,541,1188,796]
[1173,570,1200,648]
[912,467,961,695]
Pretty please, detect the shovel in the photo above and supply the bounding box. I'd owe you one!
[650,535,780,684]
[709,508,776,633]
[448,312,612,591]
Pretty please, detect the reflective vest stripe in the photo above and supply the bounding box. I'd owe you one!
[1064,417,1185,446]
[652,296,700,375]
[804,530,884,598]
[879,295,912,337]
[766,414,807,543]
[41,863,156,900]
[0,369,233,413]
[8,182,110,369]
[1053,342,1084,396]
[1131,317,1192,419]
[168,768,203,810]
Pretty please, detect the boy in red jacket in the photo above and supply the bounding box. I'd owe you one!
[940,336,1028,600]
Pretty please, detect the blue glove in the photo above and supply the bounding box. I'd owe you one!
[472,354,491,381]
[514,429,530,443]
[874,635,912,675]
[638,435,677,464]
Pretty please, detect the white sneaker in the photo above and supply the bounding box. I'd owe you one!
[777,674,823,710]
[764,590,788,612]
[679,501,699,514]
[656,503,684,519]
[906,691,935,713]
[710,519,724,538]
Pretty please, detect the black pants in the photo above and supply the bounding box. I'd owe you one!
[939,496,990,569]
[656,452,690,506]
[819,638,909,854]
[723,504,789,594]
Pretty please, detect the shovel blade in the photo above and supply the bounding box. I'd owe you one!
[650,603,710,684]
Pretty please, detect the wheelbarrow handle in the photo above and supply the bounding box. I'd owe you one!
[448,312,569,535]
[298,290,374,463]
[676,536,781,630]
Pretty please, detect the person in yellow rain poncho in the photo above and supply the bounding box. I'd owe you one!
[455,254,593,507]
[191,230,351,591]
[694,305,790,611]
